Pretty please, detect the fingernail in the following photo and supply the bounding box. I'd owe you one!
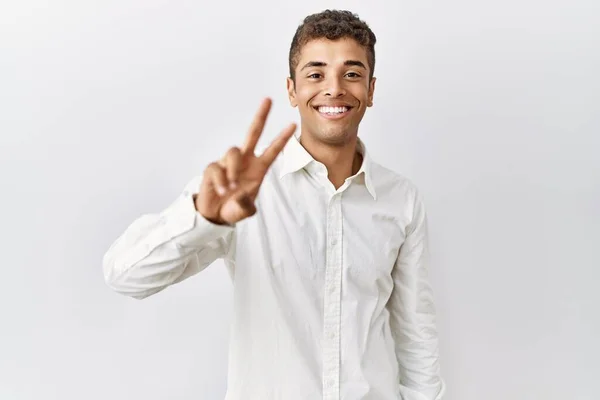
[216,186,226,196]
[229,182,237,190]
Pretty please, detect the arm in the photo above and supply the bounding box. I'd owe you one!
[388,187,446,400]
[102,176,235,300]
[103,98,296,300]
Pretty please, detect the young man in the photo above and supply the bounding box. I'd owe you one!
[103,10,445,400]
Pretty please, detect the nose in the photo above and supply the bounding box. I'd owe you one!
[324,76,346,98]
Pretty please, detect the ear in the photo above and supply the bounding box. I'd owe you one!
[287,77,298,107]
[368,77,376,107]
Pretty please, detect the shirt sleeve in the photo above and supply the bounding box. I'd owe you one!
[102,175,236,299]
[388,186,446,400]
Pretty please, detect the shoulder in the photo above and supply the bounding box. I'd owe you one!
[370,161,423,200]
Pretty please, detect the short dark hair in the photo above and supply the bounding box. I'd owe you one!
[288,10,377,82]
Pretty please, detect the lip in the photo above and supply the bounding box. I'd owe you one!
[312,104,354,120]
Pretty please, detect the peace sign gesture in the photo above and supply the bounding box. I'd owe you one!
[195,98,297,225]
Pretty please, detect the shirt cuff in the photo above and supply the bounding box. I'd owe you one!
[398,380,446,400]
[160,189,235,249]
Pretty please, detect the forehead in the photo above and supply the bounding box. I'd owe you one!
[296,38,369,67]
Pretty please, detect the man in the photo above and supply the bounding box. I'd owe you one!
[103,9,445,400]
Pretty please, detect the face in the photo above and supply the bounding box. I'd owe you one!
[287,38,376,146]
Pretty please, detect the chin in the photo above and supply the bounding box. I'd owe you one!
[313,126,356,146]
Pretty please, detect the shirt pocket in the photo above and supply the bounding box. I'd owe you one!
[344,212,406,286]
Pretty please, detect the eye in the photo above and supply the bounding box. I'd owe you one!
[346,72,361,78]
[308,73,322,79]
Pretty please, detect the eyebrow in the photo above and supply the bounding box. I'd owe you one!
[300,60,367,71]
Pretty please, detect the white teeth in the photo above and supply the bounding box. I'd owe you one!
[318,106,349,114]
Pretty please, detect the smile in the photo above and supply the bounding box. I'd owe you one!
[313,105,352,120]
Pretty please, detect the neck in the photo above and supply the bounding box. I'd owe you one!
[299,132,363,189]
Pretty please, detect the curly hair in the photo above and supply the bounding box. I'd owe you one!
[288,10,377,82]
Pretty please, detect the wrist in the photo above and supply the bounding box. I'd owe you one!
[193,194,226,225]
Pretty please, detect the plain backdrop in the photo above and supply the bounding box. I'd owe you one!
[1,1,598,399]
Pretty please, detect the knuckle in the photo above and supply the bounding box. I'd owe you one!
[208,161,222,170]
[207,164,225,178]
[227,146,242,157]
[205,163,218,174]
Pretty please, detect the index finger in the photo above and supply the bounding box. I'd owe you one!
[241,98,272,155]
[259,123,297,166]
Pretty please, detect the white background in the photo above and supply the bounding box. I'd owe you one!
[1,1,598,399]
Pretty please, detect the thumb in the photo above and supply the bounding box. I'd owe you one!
[221,190,257,223]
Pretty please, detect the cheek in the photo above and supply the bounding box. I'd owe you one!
[294,81,319,99]
[353,85,371,100]
[296,86,316,103]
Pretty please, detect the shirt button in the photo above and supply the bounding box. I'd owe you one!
[331,238,337,246]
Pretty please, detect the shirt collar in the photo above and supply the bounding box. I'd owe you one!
[279,135,377,200]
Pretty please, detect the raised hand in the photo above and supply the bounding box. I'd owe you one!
[195,98,296,225]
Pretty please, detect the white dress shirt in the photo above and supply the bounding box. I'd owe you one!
[103,135,446,400]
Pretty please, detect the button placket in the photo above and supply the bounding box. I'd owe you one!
[322,194,343,400]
